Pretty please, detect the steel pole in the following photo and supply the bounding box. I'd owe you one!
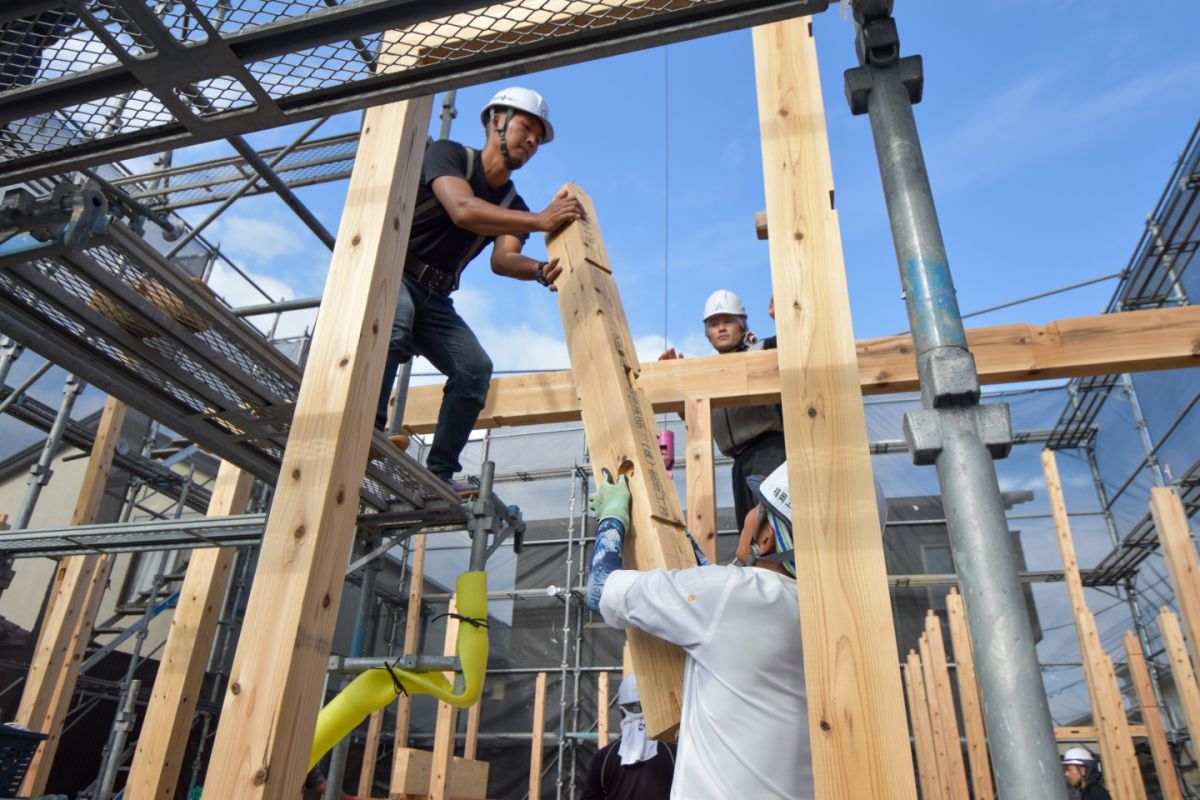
[846,5,1065,798]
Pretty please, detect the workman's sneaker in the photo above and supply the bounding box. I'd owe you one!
[441,476,480,498]
[388,433,411,451]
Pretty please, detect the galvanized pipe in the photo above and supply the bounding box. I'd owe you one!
[849,8,1065,797]
[0,359,52,416]
[12,373,84,531]
[0,336,23,388]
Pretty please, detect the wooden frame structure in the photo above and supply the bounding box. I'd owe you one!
[12,8,1200,800]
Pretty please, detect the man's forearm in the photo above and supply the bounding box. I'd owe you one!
[449,196,542,236]
[585,517,625,612]
[492,251,539,280]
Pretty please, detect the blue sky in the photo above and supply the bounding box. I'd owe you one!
[173,1,1200,378]
[5,1,1197,447]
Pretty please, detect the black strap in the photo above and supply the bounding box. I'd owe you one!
[430,611,488,629]
[375,659,410,696]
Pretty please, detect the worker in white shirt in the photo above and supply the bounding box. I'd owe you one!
[582,463,813,800]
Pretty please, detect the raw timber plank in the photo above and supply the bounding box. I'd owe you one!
[202,92,435,799]
[17,397,127,795]
[1055,726,1149,741]
[597,672,610,748]
[125,462,255,800]
[1043,450,1146,800]
[429,599,462,800]
[1123,630,1184,800]
[684,396,717,562]
[359,710,386,799]
[752,16,914,797]
[402,305,1200,432]
[944,589,995,800]
[924,612,969,798]
[545,182,693,739]
[387,748,488,800]
[904,651,944,800]
[1158,609,1200,760]
[391,533,429,792]
[1151,487,1200,660]
[529,671,547,800]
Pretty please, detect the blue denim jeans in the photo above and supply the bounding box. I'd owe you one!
[376,273,493,479]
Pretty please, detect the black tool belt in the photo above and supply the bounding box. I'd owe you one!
[406,259,457,293]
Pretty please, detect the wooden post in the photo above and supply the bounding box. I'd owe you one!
[919,634,957,800]
[1043,449,1146,800]
[684,396,717,563]
[358,711,385,799]
[202,93,434,799]
[17,397,127,795]
[944,589,995,800]
[463,699,482,762]
[1159,609,1200,760]
[597,672,610,749]
[126,462,255,800]
[429,599,461,800]
[1151,487,1200,661]
[1123,631,1184,800]
[924,612,969,798]
[546,183,694,739]
[390,532,428,795]
[528,671,547,800]
[752,17,915,797]
[904,651,943,800]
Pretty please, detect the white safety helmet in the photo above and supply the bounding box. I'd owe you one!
[1062,748,1096,767]
[480,86,554,143]
[703,289,746,323]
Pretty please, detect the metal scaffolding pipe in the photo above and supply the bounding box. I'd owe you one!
[846,3,1065,797]
[228,135,336,250]
[12,373,84,532]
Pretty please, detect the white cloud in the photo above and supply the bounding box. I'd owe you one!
[206,211,307,263]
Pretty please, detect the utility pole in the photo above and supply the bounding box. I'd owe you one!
[845,2,1066,797]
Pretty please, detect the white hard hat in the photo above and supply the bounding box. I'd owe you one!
[480,87,554,143]
[1062,747,1096,766]
[703,289,746,322]
[617,674,640,706]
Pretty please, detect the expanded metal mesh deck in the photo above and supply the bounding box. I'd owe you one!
[0,218,457,512]
[0,0,815,184]
[109,130,358,210]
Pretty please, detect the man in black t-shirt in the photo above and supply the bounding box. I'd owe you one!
[375,87,583,485]
[580,675,675,800]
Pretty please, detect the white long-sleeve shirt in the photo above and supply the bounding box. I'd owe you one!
[599,564,813,800]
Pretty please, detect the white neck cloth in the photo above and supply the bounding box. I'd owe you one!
[617,710,658,766]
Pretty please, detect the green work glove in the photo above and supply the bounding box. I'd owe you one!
[590,474,632,529]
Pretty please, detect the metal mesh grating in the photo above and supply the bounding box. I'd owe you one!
[0,0,807,183]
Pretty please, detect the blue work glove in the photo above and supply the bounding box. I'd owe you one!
[589,473,631,529]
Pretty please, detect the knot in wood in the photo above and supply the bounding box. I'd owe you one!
[293,525,306,540]
[230,681,241,695]
[322,593,332,608]
[819,719,832,732]
[351,234,361,246]
[291,468,301,480]
[252,768,268,786]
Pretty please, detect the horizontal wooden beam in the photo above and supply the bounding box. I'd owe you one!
[1055,725,1149,741]
[403,305,1200,433]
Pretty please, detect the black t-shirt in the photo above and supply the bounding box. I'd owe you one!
[580,740,676,800]
[407,139,530,276]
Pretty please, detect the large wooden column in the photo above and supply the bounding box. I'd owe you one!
[597,672,610,748]
[1043,450,1146,799]
[203,93,434,799]
[125,462,255,800]
[1151,488,1200,658]
[945,589,995,800]
[17,396,127,795]
[546,183,694,738]
[1123,631,1184,800]
[684,397,717,562]
[752,17,914,796]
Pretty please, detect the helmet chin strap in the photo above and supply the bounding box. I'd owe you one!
[492,108,519,170]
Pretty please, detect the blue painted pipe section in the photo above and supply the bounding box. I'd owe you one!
[902,256,967,351]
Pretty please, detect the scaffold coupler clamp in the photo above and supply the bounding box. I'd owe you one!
[843,0,923,116]
[0,180,108,256]
[902,348,1014,466]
